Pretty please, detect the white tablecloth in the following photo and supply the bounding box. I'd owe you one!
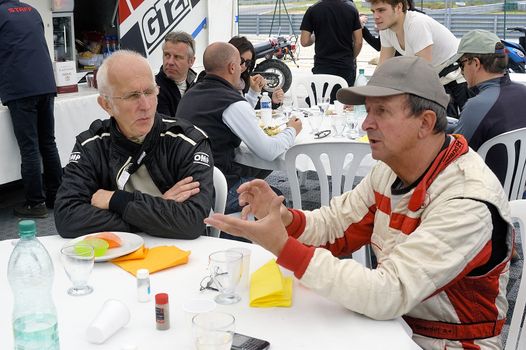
[0,85,105,184]
[0,235,421,349]
[235,112,375,176]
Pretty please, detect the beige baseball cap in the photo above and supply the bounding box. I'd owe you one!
[449,29,501,63]
[337,56,449,109]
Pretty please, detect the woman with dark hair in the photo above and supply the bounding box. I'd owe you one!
[228,36,284,108]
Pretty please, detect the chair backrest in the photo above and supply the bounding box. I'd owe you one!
[209,166,228,238]
[506,200,526,350]
[291,74,348,108]
[284,142,372,209]
[477,127,526,200]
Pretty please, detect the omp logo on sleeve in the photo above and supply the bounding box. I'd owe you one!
[69,152,81,163]
[193,152,210,167]
[119,0,201,56]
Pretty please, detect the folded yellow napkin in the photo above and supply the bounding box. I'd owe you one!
[112,245,190,276]
[249,259,292,307]
[357,135,369,143]
[111,245,148,261]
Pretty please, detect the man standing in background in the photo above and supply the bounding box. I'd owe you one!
[156,31,197,118]
[0,0,62,218]
[300,0,363,88]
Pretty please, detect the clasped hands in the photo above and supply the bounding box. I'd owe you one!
[91,176,200,210]
[250,74,284,104]
[205,179,291,256]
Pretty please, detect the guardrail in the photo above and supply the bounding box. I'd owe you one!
[238,13,526,39]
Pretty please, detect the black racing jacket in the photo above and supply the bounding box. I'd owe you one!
[55,114,214,239]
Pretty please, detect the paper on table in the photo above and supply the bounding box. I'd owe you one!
[112,246,190,276]
[249,259,292,307]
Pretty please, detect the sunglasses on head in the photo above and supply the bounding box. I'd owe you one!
[240,57,253,67]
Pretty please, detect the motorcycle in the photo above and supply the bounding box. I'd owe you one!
[502,27,526,73]
[252,35,298,93]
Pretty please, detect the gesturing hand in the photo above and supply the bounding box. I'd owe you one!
[163,177,200,202]
[205,195,289,256]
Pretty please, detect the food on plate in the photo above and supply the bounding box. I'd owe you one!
[255,110,280,118]
[263,125,281,136]
[89,232,122,248]
[76,238,109,257]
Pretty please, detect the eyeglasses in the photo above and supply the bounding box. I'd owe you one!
[458,58,473,71]
[104,86,159,102]
[199,275,219,292]
[314,129,331,139]
[240,57,253,67]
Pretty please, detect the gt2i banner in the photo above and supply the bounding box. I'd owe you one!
[119,0,201,57]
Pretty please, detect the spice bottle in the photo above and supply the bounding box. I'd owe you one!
[155,293,170,330]
[137,269,150,302]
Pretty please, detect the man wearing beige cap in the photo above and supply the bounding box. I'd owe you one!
[205,56,513,349]
[452,29,526,184]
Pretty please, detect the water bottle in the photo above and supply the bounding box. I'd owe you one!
[354,69,368,135]
[102,36,112,59]
[8,220,60,350]
[260,92,272,126]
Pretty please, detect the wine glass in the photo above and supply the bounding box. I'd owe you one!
[208,250,242,305]
[317,96,330,115]
[345,111,360,139]
[192,312,235,350]
[331,115,347,137]
[308,110,324,134]
[60,243,95,296]
[281,94,294,119]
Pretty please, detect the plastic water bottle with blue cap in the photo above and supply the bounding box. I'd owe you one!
[8,220,60,349]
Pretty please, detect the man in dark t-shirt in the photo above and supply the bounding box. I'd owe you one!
[300,0,363,87]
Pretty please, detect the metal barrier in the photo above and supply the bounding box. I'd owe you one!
[238,13,526,39]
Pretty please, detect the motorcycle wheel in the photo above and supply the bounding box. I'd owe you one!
[508,61,526,73]
[255,59,293,93]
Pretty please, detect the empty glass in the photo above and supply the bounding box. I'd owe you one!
[281,94,293,119]
[60,243,95,296]
[208,251,242,305]
[317,96,330,115]
[192,312,235,350]
[345,112,360,139]
[331,115,347,137]
[308,110,324,134]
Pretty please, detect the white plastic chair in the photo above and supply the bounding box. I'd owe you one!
[506,200,526,350]
[477,127,526,200]
[291,74,348,108]
[284,142,372,266]
[209,167,228,238]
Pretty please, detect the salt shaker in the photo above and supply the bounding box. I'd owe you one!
[136,269,150,302]
[155,293,170,330]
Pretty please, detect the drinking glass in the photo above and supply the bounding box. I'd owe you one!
[192,312,235,350]
[308,110,324,134]
[208,251,242,305]
[60,244,95,296]
[345,112,360,139]
[281,94,294,119]
[331,115,347,137]
[317,96,330,115]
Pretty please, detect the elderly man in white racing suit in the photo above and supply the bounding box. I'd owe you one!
[205,56,514,350]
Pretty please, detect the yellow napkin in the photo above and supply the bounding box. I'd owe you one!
[357,135,369,143]
[111,245,148,261]
[249,259,293,307]
[112,245,190,276]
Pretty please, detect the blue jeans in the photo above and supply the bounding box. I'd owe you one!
[7,93,63,205]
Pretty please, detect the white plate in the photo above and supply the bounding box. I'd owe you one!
[66,232,144,262]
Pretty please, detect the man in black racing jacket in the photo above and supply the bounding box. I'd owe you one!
[55,50,213,239]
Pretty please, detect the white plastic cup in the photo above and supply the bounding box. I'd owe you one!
[227,247,251,290]
[182,299,217,331]
[86,299,131,344]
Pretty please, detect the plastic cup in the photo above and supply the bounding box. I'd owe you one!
[227,247,251,290]
[192,312,235,350]
[182,299,217,331]
[86,299,130,344]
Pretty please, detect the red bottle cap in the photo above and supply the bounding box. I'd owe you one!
[155,293,168,304]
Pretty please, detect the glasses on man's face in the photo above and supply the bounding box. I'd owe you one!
[240,57,253,67]
[458,58,473,72]
[105,85,159,102]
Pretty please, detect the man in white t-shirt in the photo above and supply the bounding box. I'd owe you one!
[369,0,470,117]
